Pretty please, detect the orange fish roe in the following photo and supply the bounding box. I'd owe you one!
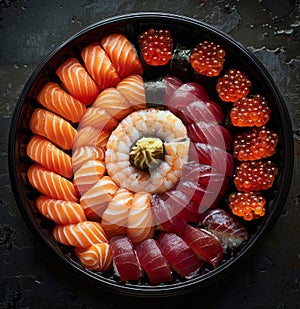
[233,160,278,192]
[229,191,266,221]
[189,40,226,77]
[216,69,251,103]
[139,28,173,66]
[230,94,271,127]
[233,126,279,161]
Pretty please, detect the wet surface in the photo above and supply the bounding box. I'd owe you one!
[0,0,299,307]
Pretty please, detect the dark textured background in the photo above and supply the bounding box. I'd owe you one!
[1,0,299,308]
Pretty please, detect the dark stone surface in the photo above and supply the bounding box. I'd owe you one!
[0,0,299,307]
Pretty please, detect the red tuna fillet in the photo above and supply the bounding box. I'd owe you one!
[182,225,224,269]
[110,235,141,282]
[200,208,248,250]
[156,232,203,278]
[136,238,173,285]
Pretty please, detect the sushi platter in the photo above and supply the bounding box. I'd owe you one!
[8,13,293,296]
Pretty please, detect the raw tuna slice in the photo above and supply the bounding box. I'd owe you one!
[200,209,248,250]
[156,232,203,278]
[110,235,141,282]
[182,225,224,269]
[136,239,173,285]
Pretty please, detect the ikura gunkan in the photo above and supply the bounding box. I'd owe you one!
[25,30,279,285]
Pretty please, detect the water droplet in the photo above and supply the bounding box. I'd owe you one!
[13,64,19,69]
[21,5,27,10]
[23,64,28,68]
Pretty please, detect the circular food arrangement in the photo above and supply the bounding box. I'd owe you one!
[9,13,293,296]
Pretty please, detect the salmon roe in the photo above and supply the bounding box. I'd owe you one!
[233,126,279,161]
[233,160,278,192]
[216,69,251,102]
[229,191,266,221]
[230,94,271,127]
[189,41,226,77]
[139,29,173,66]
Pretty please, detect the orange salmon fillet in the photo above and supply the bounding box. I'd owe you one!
[36,195,86,224]
[27,135,73,179]
[81,43,120,89]
[53,221,108,248]
[101,33,143,79]
[116,74,146,110]
[27,164,78,202]
[37,82,86,123]
[29,108,77,150]
[56,57,99,105]
[75,242,113,271]
[72,126,110,149]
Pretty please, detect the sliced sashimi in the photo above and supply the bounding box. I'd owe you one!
[101,188,133,237]
[116,74,146,110]
[72,126,110,149]
[80,176,118,220]
[75,242,113,271]
[27,164,78,202]
[36,195,86,224]
[127,192,154,245]
[136,238,173,285]
[29,108,77,150]
[182,225,224,269]
[92,87,133,120]
[73,160,106,195]
[101,33,143,78]
[81,43,120,89]
[53,221,108,248]
[37,82,86,123]
[27,135,73,179]
[110,235,141,281]
[156,232,203,278]
[56,57,99,105]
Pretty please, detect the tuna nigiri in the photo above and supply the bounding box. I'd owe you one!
[37,82,86,123]
[27,135,73,179]
[81,43,120,89]
[29,108,77,150]
[27,164,78,202]
[101,33,143,78]
[53,221,108,248]
[56,57,99,105]
[36,195,86,224]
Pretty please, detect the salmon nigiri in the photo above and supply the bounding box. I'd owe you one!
[27,135,73,179]
[56,57,99,105]
[36,195,86,224]
[101,33,143,78]
[29,108,77,150]
[27,164,78,202]
[72,126,110,149]
[53,221,108,248]
[37,82,86,123]
[81,43,120,89]
[127,192,154,245]
[75,242,113,271]
[116,74,146,110]
[92,87,133,120]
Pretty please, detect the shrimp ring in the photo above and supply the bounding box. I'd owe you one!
[105,108,190,194]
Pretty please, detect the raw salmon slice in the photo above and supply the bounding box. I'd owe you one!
[81,43,120,89]
[116,74,146,110]
[72,126,110,149]
[29,108,77,150]
[53,221,108,248]
[27,135,73,179]
[56,57,99,105]
[127,192,154,245]
[36,195,86,224]
[73,159,106,195]
[80,176,118,220]
[101,188,133,237]
[27,164,78,202]
[75,242,113,271]
[92,87,133,120]
[101,33,143,78]
[37,82,86,123]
